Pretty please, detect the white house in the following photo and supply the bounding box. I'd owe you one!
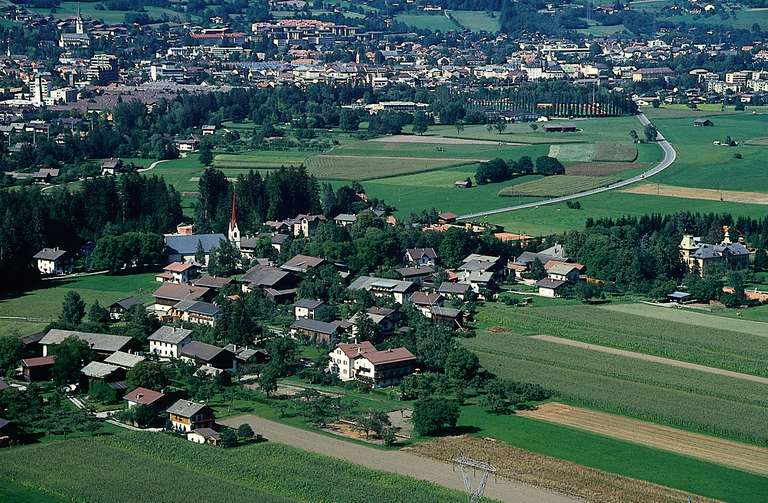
[293,299,326,320]
[156,262,200,284]
[404,248,437,267]
[33,247,73,275]
[328,342,416,388]
[148,326,193,358]
[347,276,417,305]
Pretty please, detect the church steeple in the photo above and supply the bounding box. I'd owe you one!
[228,192,240,247]
[75,3,84,34]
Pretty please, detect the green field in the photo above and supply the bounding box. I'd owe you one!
[498,175,619,197]
[478,302,768,376]
[548,143,595,162]
[0,433,467,503]
[394,13,460,31]
[448,10,501,32]
[30,1,188,23]
[592,141,637,162]
[457,406,768,503]
[0,273,156,336]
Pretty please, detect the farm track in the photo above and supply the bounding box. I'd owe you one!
[531,335,768,385]
[221,415,579,503]
[458,113,676,220]
[519,403,768,477]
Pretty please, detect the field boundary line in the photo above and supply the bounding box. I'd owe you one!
[519,403,768,476]
[530,335,768,384]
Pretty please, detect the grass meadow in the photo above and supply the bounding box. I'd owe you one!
[0,432,468,503]
[498,175,620,197]
[394,13,460,31]
[448,10,501,31]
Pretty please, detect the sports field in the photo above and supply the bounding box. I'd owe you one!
[518,403,768,476]
[498,175,620,197]
[0,433,467,503]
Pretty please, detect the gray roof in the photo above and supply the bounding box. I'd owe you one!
[180,341,229,362]
[110,297,142,310]
[166,399,208,418]
[295,298,324,309]
[173,299,220,317]
[291,318,339,335]
[40,329,133,353]
[149,326,193,344]
[81,361,121,378]
[396,266,434,278]
[348,275,415,294]
[536,278,567,289]
[104,351,145,368]
[334,213,357,222]
[241,264,293,287]
[33,248,68,261]
[165,233,226,255]
[438,282,470,294]
[431,306,461,317]
[406,248,436,260]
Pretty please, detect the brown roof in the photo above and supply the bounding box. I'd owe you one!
[363,347,416,365]
[164,261,196,273]
[123,387,165,406]
[22,355,56,367]
[410,291,442,305]
[153,283,209,302]
[337,341,376,358]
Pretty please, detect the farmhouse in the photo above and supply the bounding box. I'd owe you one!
[166,400,214,432]
[410,291,443,318]
[327,342,416,388]
[100,158,124,176]
[290,318,341,343]
[180,341,237,372]
[149,326,193,358]
[536,278,569,297]
[679,229,749,277]
[241,264,300,302]
[693,118,713,127]
[109,297,142,320]
[347,307,401,336]
[33,247,73,276]
[21,355,56,382]
[396,266,435,284]
[438,282,471,300]
[545,261,583,282]
[281,254,325,274]
[104,351,145,369]
[431,306,464,328]
[39,330,136,358]
[152,283,211,312]
[187,428,221,445]
[123,387,167,410]
[333,213,357,227]
[347,276,417,305]
[81,361,126,384]
[156,262,200,284]
[293,299,327,320]
[192,275,234,291]
[168,299,220,326]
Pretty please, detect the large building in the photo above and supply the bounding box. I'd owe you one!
[679,228,750,276]
[328,342,416,388]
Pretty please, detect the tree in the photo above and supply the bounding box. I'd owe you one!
[126,361,169,390]
[493,119,507,134]
[59,291,86,327]
[237,423,255,439]
[354,311,378,341]
[412,397,460,436]
[480,378,510,414]
[754,249,768,272]
[339,109,360,132]
[0,335,22,376]
[455,120,465,135]
[644,124,658,142]
[528,258,547,280]
[199,143,214,166]
[258,363,280,396]
[354,409,390,439]
[534,156,565,176]
[208,239,241,276]
[412,112,429,136]
[51,336,94,385]
[87,300,110,326]
[629,130,639,143]
[195,240,206,265]
[444,347,480,383]
[133,404,157,428]
[529,123,538,131]
[220,428,238,448]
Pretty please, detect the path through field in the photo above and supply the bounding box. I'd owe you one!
[531,335,768,384]
[518,403,768,476]
[623,184,768,204]
[220,415,579,503]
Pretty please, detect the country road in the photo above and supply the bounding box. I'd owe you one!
[457,113,676,220]
[220,415,580,503]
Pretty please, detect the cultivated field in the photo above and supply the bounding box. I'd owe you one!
[519,403,768,477]
[498,175,619,197]
[0,432,469,503]
[623,183,768,205]
[306,155,470,180]
[592,141,637,162]
[565,162,644,176]
[478,303,768,376]
[548,143,595,162]
[413,436,720,503]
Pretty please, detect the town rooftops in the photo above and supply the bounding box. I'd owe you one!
[33,247,67,261]
[40,329,133,353]
[149,326,193,344]
[347,275,415,293]
[545,261,581,276]
[241,264,294,287]
[281,254,325,273]
[396,266,435,278]
[123,387,165,406]
[192,275,233,289]
[166,399,208,418]
[438,282,471,295]
[190,427,220,440]
[180,341,230,362]
[173,299,220,317]
[291,318,339,334]
[164,233,226,255]
[104,351,145,368]
[363,347,416,365]
[406,247,437,260]
[153,283,209,302]
[337,341,377,358]
[410,291,442,305]
[431,306,461,318]
[334,213,357,223]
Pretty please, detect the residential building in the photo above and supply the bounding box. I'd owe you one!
[536,278,568,297]
[39,329,136,358]
[167,400,214,432]
[156,261,200,284]
[179,341,237,372]
[293,299,327,320]
[281,254,325,274]
[347,275,417,305]
[169,299,220,326]
[108,297,142,320]
[21,356,56,382]
[124,387,167,410]
[404,248,437,266]
[33,247,73,275]
[187,428,221,445]
[679,229,750,276]
[152,283,210,312]
[148,326,193,358]
[328,342,416,388]
[104,351,145,370]
[290,318,341,343]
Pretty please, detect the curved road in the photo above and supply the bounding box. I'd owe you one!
[457,113,676,221]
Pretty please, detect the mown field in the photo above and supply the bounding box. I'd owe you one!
[0,273,156,337]
[0,433,468,503]
[477,303,768,376]
[498,175,619,197]
[448,10,501,31]
[394,13,459,31]
[30,0,188,23]
[465,331,768,445]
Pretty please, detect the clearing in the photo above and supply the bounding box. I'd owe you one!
[498,175,619,197]
[623,184,768,205]
[518,403,768,477]
[412,436,719,503]
[531,335,768,385]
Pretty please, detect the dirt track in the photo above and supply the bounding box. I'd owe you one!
[531,335,768,385]
[519,403,768,476]
[624,183,768,204]
[369,134,522,145]
[220,415,578,503]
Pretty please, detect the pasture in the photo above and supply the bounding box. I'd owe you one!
[465,330,768,445]
[498,175,619,197]
[0,433,467,503]
[448,10,501,32]
[394,13,459,31]
[29,1,188,23]
[477,303,768,376]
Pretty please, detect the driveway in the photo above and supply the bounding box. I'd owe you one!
[220,415,579,503]
[457,113,676,220]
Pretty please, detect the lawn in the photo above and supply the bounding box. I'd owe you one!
[394,13,460,31]
[464,318,768,445]
[448,10,501,32]
[457,406,768,503]
[477,302,768,376]
[0,433,468,503]
[0,272,157,335]
[498,175,619,197]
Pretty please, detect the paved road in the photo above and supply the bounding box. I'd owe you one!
[532,335,768,385]
[221,415,579,503]
[457,113,676,221]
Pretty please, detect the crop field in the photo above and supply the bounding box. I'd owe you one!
[465,331,768,445]
[0,433,468,503]
[1,480,65,503]
[592,141,637,162]
[548,143,595,162]
[213,151,312,170]
[518,403,768,477]
[624,183,768,205]
[565,162,644,176]
[477,303,768,376]
[498,175,619,197]
[394,13,459,31]
[448,10,501,32]
[306,155,469,180]
[0,273,157,336]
